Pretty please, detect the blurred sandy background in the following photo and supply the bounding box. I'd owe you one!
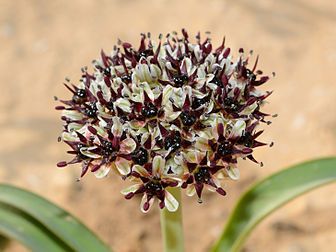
[0,0,336,251]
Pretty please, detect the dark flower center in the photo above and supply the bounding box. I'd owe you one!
[180,110,196,126]
[217,141,233,157]
[141,102,158,118]
[145,180,162,196]
[72,89,86,104]
[237,132,253,147]
[77,143,85,150]
[106,98,114,110]
[173,73,188,87]
[192,97,206,109]
[101,140,115,156]
[210,76,223,87]
[85,103,98,118]
[121,74,132,84]
[103,67,111,76]
[245,69,256,81]
[164,132,182,152]
[132,147,148,165]
[76,143,88,160]
[224,97,239,113]
[138,49,152,58]
[194,166,211,183]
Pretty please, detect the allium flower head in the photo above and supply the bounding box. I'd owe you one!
[56,29,274,212]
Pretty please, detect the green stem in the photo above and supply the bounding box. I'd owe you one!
[160,187,185,252]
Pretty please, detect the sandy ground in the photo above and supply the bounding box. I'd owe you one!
[0,0,336,251]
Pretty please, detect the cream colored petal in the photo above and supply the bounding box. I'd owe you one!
[80,147,101,159]
[115,157,131,175]
[239,102,258,116]
[62,110,84,121]
[94,163,112,178]
[164,191,179,212]
[195,137,212,152]
[150,64,161,80]
[128,120,146,130]
[112,117,123,136]
[120,138,136,154]
[227,166,240,180]
[135,64,145,81]
[67,123,83,132]
[152,155,165,176]
[143,82,154,101]
[230,120,246,138]
[114,98,132,113]
[183,151,197,163]
[186,185,196,196]
[133,165,149,177]
[120,184,141,195]
[62,132,78,142]
[164,111,181,121]
[162,85,173,105]
[140,194,155,213]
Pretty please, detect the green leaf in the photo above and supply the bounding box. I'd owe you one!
[211,157,336,252]
[0,203,72,252]
[0,234,10,250]
[0,184,112,252]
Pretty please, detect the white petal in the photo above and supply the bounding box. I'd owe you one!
[164,110,181,121]
[230,120,246,138]
[94,163,112,178]
[240,102,258,116]
[128,120,146,129]
[204,99,214,114]
[195,137,212,151]
[120,184,140,195]
[162,85,173,105]
[183,58,193,75]
[62,110,83,120]
[250,89,263,97]
[227,166,240,180]
[183,151,197,163]
[80,147,101,158]
[112,117,123,136]
[164,191,179,212]
[135,64,145,80]
[115,157,131,175]
[143,65,152,82]
[150,64,161,79]
[133,165,149,177]
[186,185,196,196]
[152,156,165,176]
[143,82,155,101]
[67,123,83,132]
[140,194,155,213]
[115,98,132,113]
[62,132,78,142]
[120,138,136,154]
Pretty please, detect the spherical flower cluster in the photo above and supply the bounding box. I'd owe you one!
[56,29,274,213]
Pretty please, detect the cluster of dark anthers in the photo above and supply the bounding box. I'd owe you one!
[56,29,275,212]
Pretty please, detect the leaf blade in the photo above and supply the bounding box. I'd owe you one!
[211,157,336,252]
[0,184,112,252]
[0,203,73,252]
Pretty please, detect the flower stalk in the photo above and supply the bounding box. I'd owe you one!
[160,187,185,252]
